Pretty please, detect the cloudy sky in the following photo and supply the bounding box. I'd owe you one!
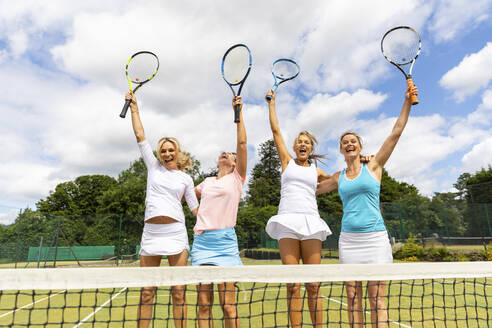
[1,0,492,224]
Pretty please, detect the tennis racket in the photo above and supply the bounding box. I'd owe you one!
[266,58,300,100]
[381,26,421,105]
[221,44,252,123]
[119,51,159,118]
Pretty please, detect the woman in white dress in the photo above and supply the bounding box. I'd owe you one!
[125,92,199,328]
[264,89,332,327]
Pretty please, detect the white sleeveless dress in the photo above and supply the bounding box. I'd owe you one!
[265,159,332,240]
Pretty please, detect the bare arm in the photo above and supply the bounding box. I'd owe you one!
[192,208,198,216]
[266,89,291,172]
[234,96,247,180]
[370,84,418,172]
[316,171,340,195]
[125,92,146,143]
[317,167,331,183]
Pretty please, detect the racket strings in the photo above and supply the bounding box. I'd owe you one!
[222,46,251,84]
[127,53,159,83]
[273,60,299,79]
[382,28,420,65]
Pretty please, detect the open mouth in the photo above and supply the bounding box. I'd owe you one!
[164,158,174,163]
[345,147,355,153]
[299,148,307,155]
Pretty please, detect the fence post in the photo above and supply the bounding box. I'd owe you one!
[398,203,404,241]
[117,214,123,266]
[36,236,44,268]
[484,203,492,238]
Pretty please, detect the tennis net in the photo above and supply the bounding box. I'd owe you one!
[0,262,491,327]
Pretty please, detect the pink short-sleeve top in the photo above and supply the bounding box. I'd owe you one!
[193,168,245,234]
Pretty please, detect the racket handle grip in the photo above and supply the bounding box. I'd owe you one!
[234,104,240,123]
[406,78,419,106]
[120,99,132,118]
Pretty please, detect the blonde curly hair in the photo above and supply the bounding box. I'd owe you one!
[156,137,191,171]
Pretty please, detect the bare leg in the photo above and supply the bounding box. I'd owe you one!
[218,282,241,328]
[167,251,189,328]
[345,281,363,328]
[367,281,388,328]
[197,283,214,328]
[300,239,323,327]
[138,255,162,328]
[279,238,302,327]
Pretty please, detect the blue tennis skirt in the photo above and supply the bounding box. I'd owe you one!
[190,227,242,266]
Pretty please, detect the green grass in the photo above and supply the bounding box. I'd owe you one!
[0,262,491,327]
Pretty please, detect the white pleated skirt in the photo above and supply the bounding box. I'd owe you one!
[266,213,332,241]
[139,222,189,256]
[339,230,393,264]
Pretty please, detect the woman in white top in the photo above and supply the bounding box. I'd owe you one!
[264,90,332,327]
[125,92,199,328]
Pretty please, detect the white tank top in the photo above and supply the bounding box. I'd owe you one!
[278,159,319,215]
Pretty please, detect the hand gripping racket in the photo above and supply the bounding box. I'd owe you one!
[266,58,300,100]
[381,26,421,105]
[221,44,252,123]
[119,51,159,118]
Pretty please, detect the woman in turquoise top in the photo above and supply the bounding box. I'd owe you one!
[317,84,418,328]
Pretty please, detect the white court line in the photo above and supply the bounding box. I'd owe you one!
[72,287,127,328]
[322,295,413,328]
[0,290,66,318]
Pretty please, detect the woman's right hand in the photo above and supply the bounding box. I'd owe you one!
[125,92,138,113]
[265,89,275,103]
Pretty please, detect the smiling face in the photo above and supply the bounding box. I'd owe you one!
[339,133,362,159]
[293,134,314,161]
[159,141,179,170]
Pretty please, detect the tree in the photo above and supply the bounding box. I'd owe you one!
[246,139,282,207]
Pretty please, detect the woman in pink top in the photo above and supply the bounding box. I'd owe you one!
[191,96,247,328]
[125,92,199,328]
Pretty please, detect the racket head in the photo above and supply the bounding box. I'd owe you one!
[272,58,300,82]
[125,51,160,89]
[381,26,421,66]
[221,44,252,87]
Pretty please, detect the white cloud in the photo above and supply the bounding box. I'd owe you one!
[0,209,20,225]
[0,0,491,209]
[440,42,492,101]
[462,137,492,172]
[429,0,492,42]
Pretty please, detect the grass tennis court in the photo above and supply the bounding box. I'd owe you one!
[1,272,490,327]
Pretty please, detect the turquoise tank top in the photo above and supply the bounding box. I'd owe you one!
[338,163,386,233]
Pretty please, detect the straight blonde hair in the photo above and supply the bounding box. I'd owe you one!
[157,137,191,171]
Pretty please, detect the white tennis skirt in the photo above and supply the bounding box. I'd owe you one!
[266,213,332,241]
[139,222,189,256]
[339,230,393,264]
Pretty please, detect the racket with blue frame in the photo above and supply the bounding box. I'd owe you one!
[221,44,252,123]
[266,58,300,100]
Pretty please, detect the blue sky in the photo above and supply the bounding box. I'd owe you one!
[1,0,492,224]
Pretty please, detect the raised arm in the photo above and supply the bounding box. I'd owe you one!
[266,90,291,172]
[125,92,146,143]
[370,84,418,172]
[234,96,247,180]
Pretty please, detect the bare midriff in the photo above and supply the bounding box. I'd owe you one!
[146,216,178,224]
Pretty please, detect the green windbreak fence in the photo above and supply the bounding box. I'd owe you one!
[27,246,115,261]
[1,202,491,266]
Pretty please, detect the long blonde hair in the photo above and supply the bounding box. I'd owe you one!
[293,130,327,165]
[156,137,191,171]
